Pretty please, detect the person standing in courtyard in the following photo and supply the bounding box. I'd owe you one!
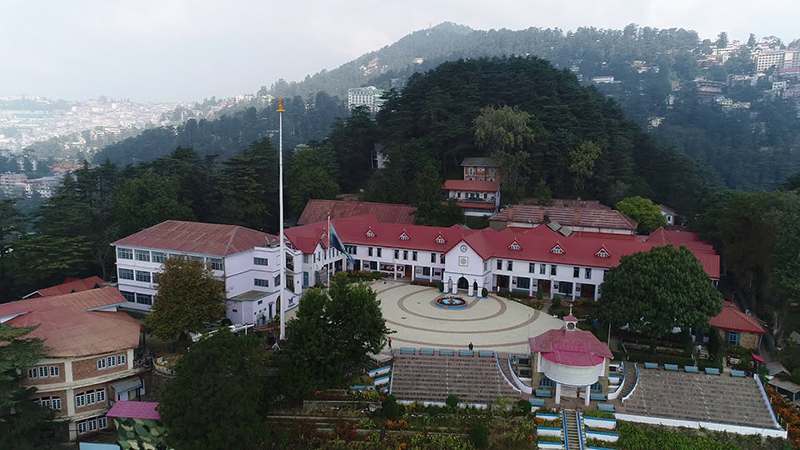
[468,342,473,351]
[388,338,392,349]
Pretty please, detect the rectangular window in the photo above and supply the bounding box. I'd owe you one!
[394,250,399,259]
[345,245,357,255]
[369,261,377,270]
[107,356,116,367]
[86,391,95,405]
[96,389,105,403]
[422,267,431,276]
[88,418,97,431]
[78,421,86,434]
[98,417,107,429]
[403,250,408,260]
[38,366,48,378]
[573,267,580,278]
[189,255,203,262]
[550,265,557,276]
[152,272,161,284]
[117,355,126,366]
[412,251,417,261]
[377,248,382,257]
[40,398,51,408]
[120,290,135,302]
[440,255,446,264]
[134,250,150,262]
[27,368,37,379]
[497,260,503,270]
[303,254,309,264]
[585,268,592,279]
[727,331,741,346]
[207,258,224,271]
[254,278,269,287]
[368,247,374,257]
[529,263,535,273]
[517,277,531,289]
[117,248,133,260]
[254,257,269,266]
[507,261,513,271]
[135,271,151,283]
[274,275,281,286]
[431,253,436,263]
[152,251,167,263]
[118,268,134,280]
[97,359,106,370]
[50,366,59,377]
[52,397,62,410]
[540,264,546,275]
[76,394,85,408]
[135,293,153,305]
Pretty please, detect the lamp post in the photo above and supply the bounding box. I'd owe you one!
[278,98,286,341]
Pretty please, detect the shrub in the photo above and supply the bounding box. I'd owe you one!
[552,296,562,307]
[584,409,615,419]
[371,271,382,280]
[427,405,442,416]
[445,394,459,408]
[481,287,488,297]
[437,282,444,292]
[468,423,490,449]
[516,399,532,415]
[510,291,530,299]
[382,395,399,420]
[537,283,544,299]
[410,280,437,287]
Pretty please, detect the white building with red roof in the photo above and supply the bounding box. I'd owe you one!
[443,179,501,217]
[0,287,146,441]
[529,313,614,405]
[111,220,303,325]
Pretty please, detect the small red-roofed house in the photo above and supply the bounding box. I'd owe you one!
[529,314,613,405]
[443,179,501,217]
[709,302,765,350]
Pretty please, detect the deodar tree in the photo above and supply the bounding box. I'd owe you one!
[600,245,723,337]
[144,256,226,340]
[615,196,666,234]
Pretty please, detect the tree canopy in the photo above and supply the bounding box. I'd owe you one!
[600,245,723,337]
[159,329,270,450]
[144,256,227,340]
[615,196,666,234]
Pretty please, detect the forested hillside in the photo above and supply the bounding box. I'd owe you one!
[93,92,347,165]
[362,56,708,214]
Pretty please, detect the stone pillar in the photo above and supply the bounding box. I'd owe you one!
[585,386,591,406]
[451,279,458,294]
[411,265,415,281]
[555,383,562,404]
[529,277,533,297]
[478,280,484,298]
[572,283,577,300]
[468,281,474,297]
[393,263,397,280]
[594,284,599,301]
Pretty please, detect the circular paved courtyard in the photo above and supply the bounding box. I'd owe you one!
[373,281,564,354]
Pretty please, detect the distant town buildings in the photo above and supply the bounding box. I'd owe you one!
[461,157,500,182]
[347,86,385,113]
[752,48,800,72]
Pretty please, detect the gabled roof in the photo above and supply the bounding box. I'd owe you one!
[0,287,140,358]
[297,199,417,225]
[112,220,278,257]
[529,328,613,367]
[491,205,637,231]
[710,302,765,334]
[24,276,105,299]
[461,157,499,167]
[444,180,501,193]
[106,401,160,420]
[659,204,677,215]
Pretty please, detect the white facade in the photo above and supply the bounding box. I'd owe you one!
[113,244,303,324]
[347,86,385,113]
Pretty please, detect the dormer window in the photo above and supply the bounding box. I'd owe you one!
[435,235,446,244]
[399,232,410,241]
[365,229,375,238]
[595,248,610,258]
[551,244,565,255]
[509,241,521,250]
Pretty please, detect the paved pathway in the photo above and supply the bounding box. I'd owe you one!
[373,281,563,354]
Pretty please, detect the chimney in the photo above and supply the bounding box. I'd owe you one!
[573,211,581,225]
[508,206,515,222]
[539,207,546,224]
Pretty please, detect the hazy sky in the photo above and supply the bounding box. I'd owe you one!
[2,0,798,102]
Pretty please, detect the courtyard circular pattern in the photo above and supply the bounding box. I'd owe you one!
[373,281,564,353]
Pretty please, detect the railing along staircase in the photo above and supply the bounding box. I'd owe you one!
[563,409,582,449]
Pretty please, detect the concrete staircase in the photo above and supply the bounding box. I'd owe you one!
[618,362,637,399]
[563,409,581,449]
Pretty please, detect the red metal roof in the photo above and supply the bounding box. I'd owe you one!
[443,180,501,193]
[27,276,105,298]
[491,205,637,231]
[297,199,417,225]
[112,220,278,256]
[529,329,613,367]
[0,287,140,358]
[106,401,160,420]
[285,216,720,278]
[710,302,765,334]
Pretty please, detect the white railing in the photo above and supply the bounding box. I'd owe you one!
[621,362,639,403]
[754,373,782,429]
[607,361,626,400]
[496,354,521,393]
[507,354,533,394]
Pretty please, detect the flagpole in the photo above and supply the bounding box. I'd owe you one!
[328,213,332,285]
[278,98,286,341]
